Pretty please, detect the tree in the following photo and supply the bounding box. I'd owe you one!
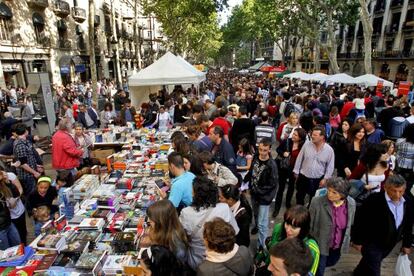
[143,0,225,62]
[312,0,359,73]
[88,0,98,101]
[358,0,373,74]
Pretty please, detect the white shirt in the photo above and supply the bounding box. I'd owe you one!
[6,172,25,219]
[407,115,414,124]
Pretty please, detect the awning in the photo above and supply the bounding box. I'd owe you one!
[0,3,12,19]
[57,19,67,31]
[32,12,44,25]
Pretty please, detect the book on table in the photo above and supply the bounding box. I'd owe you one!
[0,244,24,262]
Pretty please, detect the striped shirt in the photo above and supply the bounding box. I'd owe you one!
[254,123,275,145]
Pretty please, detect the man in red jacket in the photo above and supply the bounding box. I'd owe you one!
[52,118,83,175]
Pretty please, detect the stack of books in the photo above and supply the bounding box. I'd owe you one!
[0,244,24,263]
[36,234,66,251]
[72,175,100,200]
[78,218,106,231]
[102,255,132,275]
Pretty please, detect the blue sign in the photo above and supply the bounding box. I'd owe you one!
[60,66,70,74]
[75,64,86,73]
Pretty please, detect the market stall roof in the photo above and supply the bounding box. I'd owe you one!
[284,71,311,80]
[176,55,206,80]
[325,73,357,84]
[354,74,394,88]
[128,52,206,86]
[302,72,329,82]
[249,61,271,71]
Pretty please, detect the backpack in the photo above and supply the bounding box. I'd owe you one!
[283,102,295,118]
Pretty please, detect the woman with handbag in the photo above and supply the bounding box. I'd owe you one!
[273,128,307,218]
[26,177,58,236]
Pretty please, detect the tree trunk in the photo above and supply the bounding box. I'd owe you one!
[314,41,321,72]
[88,0,98,102]
[134,0,142,70]
[111,1,123,87]
[326,10,340,74]
[359,0,373,74]
[291,37,301,71]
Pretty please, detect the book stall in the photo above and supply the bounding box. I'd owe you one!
[0,126,175,275]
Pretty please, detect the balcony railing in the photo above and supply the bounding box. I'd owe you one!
[374,3,385,13]
[27,0,49,9]
[72,7,86,23]
[58,39,71,49]
[385,24,399,35]
[403,21,414,32]
[53,0,70,17]
[391,0,403,8]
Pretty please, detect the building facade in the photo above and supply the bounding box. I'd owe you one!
[337,0,414,82]
[0,0,164,88]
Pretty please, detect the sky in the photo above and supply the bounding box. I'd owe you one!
[218,0,244,26]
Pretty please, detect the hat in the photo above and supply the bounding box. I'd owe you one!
[37,176,52,185]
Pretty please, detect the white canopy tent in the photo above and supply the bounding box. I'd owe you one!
[354,74,394,88]
[305,72,329,82]
[325,73,357,84]
[128,52,206,106]
[284,71,311,80]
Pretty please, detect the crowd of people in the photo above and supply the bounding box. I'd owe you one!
[0,72,413,275]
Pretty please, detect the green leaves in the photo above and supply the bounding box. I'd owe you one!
[143,0,225,63]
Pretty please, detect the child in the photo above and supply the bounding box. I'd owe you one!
[353,91,365,116]
[53,170,74,206]
[236,138,253,191]
[382,139,396,171]
[26,177,58,236]
[329,106,341,131]
[281,112,300,140]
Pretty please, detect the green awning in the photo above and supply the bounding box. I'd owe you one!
[0,3,12,19]
[275,70,291,77]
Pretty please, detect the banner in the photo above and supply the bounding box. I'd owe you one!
[398,81,410,96]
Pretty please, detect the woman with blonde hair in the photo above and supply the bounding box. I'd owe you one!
[280,112,301,140]
[146,199,189,263]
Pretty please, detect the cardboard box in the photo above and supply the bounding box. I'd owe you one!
[91,149,115,165]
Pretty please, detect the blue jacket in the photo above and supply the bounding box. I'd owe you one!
[77,108,98,129]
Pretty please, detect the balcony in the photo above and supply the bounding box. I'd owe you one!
[374,3,385,14]
[58,39,71,49]
[27,0,49,9]
[103,2,111,14]
[391,0,403,9]
[72,7,86,23]
[53,0,70,17]
[403,21,414,32]
[385,24,399,35]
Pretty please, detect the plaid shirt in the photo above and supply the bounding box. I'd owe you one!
[13,138,41,180]
[396,138,414,169]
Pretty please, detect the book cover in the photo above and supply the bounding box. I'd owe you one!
[34,253,58,272]
[75,251,103,270]
[54,215,67,231]
[0,244,24,262]
[74,231,102,243]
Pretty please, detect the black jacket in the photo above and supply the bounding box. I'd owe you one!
[213,139,237,174]
[246,156,279,205]
[351,192,414,250]
[229,118,255,152]
[235,196,252,247]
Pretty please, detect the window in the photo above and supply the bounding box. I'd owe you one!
[0,18,11,41]
[0,3,12,41]
[32,13,45,44]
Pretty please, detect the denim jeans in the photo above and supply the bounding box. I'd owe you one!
[251,197,270,249]
[316,248,341,276]
[0,223,21,250]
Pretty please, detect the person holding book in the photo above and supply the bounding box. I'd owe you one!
[0,172,21,250]
[26,177,58,236]
[146,199,189,264]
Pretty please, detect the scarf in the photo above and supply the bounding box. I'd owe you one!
[206,244,239,263]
